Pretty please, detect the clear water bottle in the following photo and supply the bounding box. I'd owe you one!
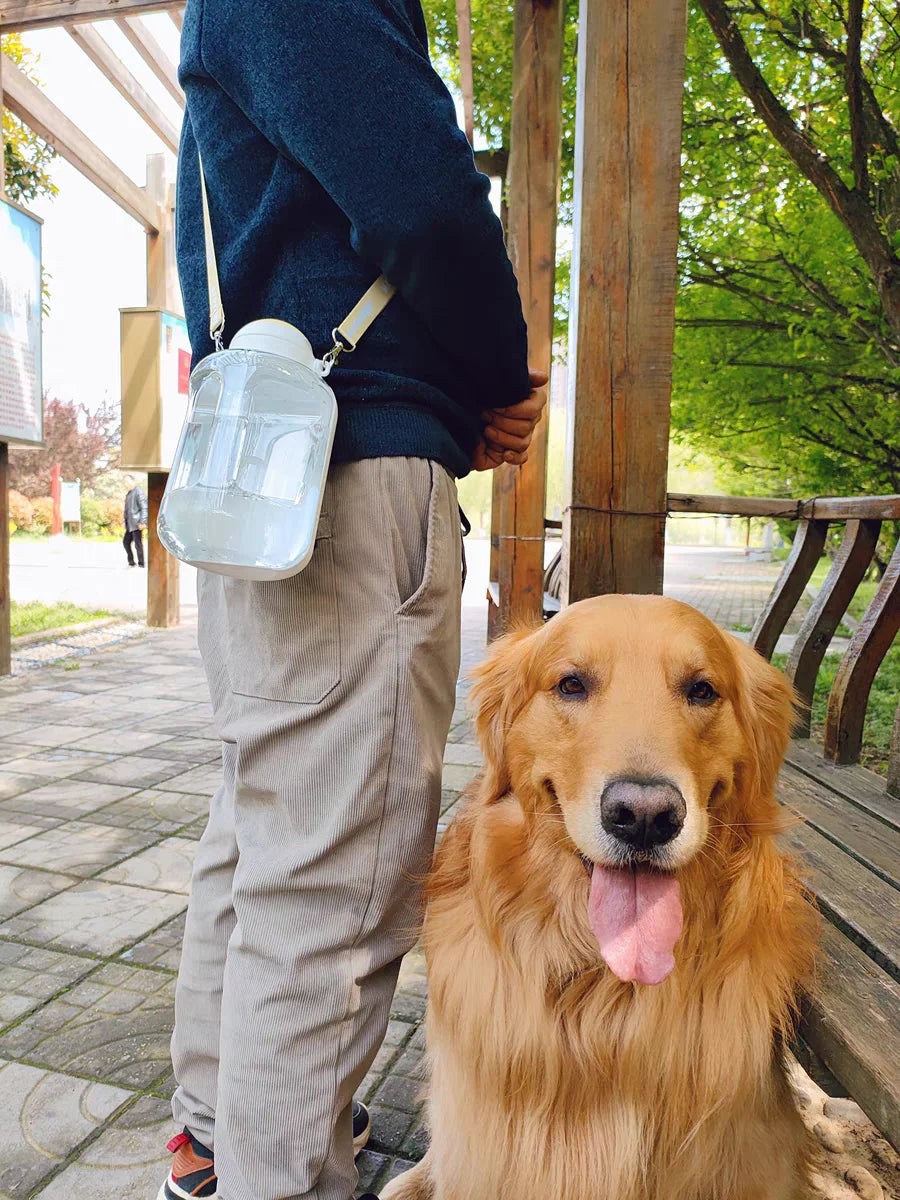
[158,319,337,580]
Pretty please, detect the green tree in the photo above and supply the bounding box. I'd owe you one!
[2,34,57,205]
[676,1,899,498]
[420,1,899,500]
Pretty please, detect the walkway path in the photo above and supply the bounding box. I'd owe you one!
[0,564,883,1198]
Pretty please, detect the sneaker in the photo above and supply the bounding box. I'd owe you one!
[353,1099,371,1154]
[157,1129,217,1199]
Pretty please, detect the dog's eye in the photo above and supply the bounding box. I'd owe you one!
[557,675,587,698]
[686,679,718,706]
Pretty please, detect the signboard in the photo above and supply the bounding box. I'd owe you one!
[120,308,191,471]
[61,481,81,524]
[0,197,43,446]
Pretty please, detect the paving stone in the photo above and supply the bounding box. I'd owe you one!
[0,880,186,956]
[442,742,482,767]
[134,737,220,765]
[0,821,160,876]
[0,1060,130,1199]
[157,763,221,796]
[369,1104,416,1153]
[99,837,196,894]
[0,815,59,851]
[441,763,479,791]
[14,725,100,749]
[0,943,97,1026]
[382,1158,420,1186]
[0,750,114,780]
[0,963,176,1089]
[73,755,188,789]
[401,1121,430,1161]
[178,816,209,840]
[355,1148,390,1193]
[0,778,134,822]
[33,1094,171,1199]
[84,788,209,834]
[374,1073,423,1113]
[68,730,171,755]
[0,865,79,920]
[390,991,425,1023]
[383,1019,415,1048]
[0,770,51,799]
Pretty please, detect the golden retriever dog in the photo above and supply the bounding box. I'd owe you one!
[382,594,819,1200]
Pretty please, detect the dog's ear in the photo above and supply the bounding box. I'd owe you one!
[731,636,797,804]
[469,624,541,800]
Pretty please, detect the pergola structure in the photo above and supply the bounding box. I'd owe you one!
[2,0,900,1151]
[0,0,188,670]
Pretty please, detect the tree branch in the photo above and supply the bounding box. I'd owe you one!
[698,0,900,337]
[845,0,869,193]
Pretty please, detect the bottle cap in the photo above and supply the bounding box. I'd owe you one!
[230,319,316,367]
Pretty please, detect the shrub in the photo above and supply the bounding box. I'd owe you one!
[31,496,54,532]
[8,490,33,530]
[102,497,124,534]
[80,496,106,538]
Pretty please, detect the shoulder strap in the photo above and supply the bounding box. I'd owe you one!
[198,153,395,356]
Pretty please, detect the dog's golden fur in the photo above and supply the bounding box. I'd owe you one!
[382,595,819,1200]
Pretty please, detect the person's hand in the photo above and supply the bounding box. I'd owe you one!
[471,369,548,472]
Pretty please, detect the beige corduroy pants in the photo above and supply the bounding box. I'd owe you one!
[170,457,462,1200]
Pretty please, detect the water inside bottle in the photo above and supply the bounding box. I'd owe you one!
[158,350,336,576]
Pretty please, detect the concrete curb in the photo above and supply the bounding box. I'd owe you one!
[12,616,123,648]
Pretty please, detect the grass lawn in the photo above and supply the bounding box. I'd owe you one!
[807,558,880,623]
[11,600,117,638]
[773,644,899,775]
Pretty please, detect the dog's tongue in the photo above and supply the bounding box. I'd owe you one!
[588,866,683,985]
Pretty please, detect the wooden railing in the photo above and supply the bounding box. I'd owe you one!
[543,494,900,794]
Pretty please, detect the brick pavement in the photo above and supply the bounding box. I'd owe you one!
[0,613,486,1200]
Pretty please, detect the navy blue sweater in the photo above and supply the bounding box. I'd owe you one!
[176,0,531,478]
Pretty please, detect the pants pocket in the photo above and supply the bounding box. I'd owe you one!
[222,519,341,705]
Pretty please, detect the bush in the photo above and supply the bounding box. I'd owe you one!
[102,497,124,534]
[8,490,33,531]
[31,496,54,532]
[80,495,106,537]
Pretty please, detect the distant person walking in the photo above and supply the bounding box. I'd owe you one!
[122,475,147,568]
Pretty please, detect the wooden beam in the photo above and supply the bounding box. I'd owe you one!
[169,7,181,31]
[3,57,162,230]
[668,493,900,520]
[0,0,183,31]
[116,15,183,106]
[494,0,564,631]
[456,0,474,145]
[145,152,180,628]
[562,0,687,602]
[67,24,180,153]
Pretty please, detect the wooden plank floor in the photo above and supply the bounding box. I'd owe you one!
[778,741,900,1151]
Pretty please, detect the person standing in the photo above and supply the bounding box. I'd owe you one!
[122,474,147,568]
[159,3,546,1199]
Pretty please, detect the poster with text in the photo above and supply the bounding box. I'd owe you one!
[0,199,43,445]
[159,311,192,469]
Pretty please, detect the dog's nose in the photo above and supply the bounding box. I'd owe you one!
[600,778,686,850]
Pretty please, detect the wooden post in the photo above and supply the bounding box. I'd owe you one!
[456,0,474,145]
[489,0,564,635]
[561,0,687,603]
[145,152,180,628]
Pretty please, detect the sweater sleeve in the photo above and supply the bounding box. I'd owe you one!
[199,0,531,412]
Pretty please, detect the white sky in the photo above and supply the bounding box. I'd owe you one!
[15,25,494,419]
[19,15,183,412]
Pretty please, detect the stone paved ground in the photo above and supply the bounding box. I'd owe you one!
[0,555,879,1199]
[0,612,486,1200]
